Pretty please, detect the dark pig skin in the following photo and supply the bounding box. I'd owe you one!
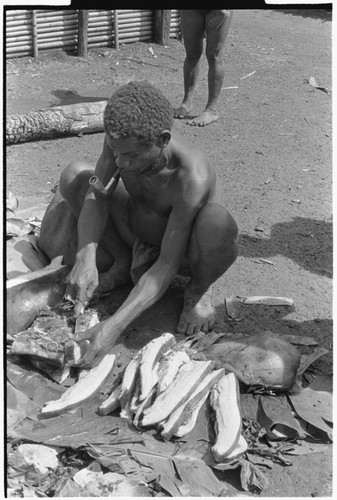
[200,331,301,391]
[7,256,70,334]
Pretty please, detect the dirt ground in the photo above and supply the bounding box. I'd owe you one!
[6,8,333,498]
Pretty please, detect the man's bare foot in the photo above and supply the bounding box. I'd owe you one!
[96,262,131,293]
[188,108,219,127]
[176,288,215,336]
[174,103,193,119]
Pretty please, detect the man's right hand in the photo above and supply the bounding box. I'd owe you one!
[66,317,122,368]
[66,251,99,316]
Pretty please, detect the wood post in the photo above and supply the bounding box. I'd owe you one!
[77,10,88,57]
[114,10,119,49]
[153,10,171,45]
[32,10,38,57]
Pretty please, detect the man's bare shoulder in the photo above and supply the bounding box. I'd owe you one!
[170,130,210,172]
[169,131,217,203]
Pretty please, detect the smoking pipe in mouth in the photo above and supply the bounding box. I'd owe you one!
[88,168,121,196]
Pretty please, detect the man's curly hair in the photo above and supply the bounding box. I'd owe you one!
[104,81,174,145]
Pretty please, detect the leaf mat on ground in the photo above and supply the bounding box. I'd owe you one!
[287,374,332,439]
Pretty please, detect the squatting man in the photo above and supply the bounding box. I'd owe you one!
[39,81,238,367]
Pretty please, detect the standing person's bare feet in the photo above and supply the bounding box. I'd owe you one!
[188,108,219,127]
[174,103,193,119]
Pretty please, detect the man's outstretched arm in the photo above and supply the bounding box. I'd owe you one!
[72,200,200,367]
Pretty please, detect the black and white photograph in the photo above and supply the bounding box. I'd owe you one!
[4,5,333,498]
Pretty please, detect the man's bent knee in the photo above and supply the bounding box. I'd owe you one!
[186,203,238,278]
[59,161,94,216]
[59,161,93,199]
[195,203,238,244]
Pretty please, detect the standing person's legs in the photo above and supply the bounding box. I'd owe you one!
[174,10,205,119]
[189,10,233,127]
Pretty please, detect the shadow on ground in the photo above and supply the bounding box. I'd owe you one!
[238,217,332,278]
[214,300,332,336]
[101,279,333,371]
[50,89,110,107]
[277,8,332,22]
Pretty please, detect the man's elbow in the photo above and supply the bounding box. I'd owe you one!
[157,255,181,277]
[137,258,177,295]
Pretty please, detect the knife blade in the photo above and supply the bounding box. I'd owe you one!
[74,304,85,333]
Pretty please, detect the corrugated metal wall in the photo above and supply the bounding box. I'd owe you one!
[6,9,181,58]
[118,10,153,44]
[6,10,34,57]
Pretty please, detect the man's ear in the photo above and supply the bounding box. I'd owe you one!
[159,130,171,148]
